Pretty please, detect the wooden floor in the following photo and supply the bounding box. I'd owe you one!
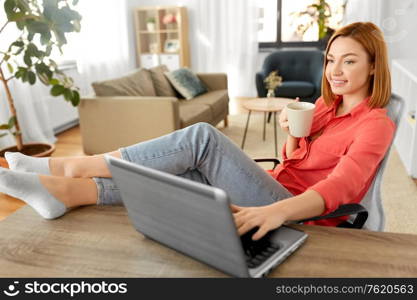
[1,97,417,221]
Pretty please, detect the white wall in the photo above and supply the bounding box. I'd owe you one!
[384,0,417,61]
[343,0,417,62]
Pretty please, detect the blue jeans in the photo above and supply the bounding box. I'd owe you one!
[93,123,293,206]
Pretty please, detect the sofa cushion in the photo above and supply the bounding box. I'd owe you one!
[149,65,177,97]
[165,68,208,100]
[191,90,228,118]
[178,102,212,127]
[92,68,156,97]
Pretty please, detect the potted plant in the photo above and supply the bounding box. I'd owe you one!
[0,0,82,168]
[146,17,156,31]
[264,70,283,98]
[291,0,343,46]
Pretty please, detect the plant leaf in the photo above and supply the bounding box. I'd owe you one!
[23,51,32,66]
[16,20,25,30]
[50,84,65,96]
[21,69,29,82]
[40,31,52,45]
[8,116,16,128]
[4,0,16,20]
[49,78,60,85]
[7,63,14,74]
[71,90,80,106]
[37,72,50,85]
[26,19,49,34]
[11,40,24,48]
[63,88,73,101]
[28,71,36,84]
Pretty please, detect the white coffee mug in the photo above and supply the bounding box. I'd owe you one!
[286,102,316,138]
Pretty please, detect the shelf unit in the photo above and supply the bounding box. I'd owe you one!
[391,59,417,178]
[133,6,190,70]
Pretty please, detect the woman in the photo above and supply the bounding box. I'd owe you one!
[0,22,394,241]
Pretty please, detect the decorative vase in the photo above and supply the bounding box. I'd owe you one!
[267,89,275,98]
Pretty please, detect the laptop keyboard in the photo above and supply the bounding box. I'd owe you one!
[240,227,281,268]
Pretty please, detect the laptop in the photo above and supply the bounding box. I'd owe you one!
[105,155,308,278]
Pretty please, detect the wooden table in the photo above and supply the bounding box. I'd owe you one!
[1,205,417,277]
[241,97,294,156]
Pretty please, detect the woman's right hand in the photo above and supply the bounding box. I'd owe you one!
[278,97,299,133]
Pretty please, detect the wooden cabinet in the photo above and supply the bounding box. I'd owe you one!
[133,6,190,70]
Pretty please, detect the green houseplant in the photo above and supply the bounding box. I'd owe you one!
[0,0,82,167]
[291,0,335,41]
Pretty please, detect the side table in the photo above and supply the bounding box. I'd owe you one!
[241,97,294,157]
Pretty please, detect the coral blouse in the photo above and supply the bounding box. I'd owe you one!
[272,96,395,226]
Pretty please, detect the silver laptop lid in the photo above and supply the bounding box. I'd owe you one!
[105,155,250,277]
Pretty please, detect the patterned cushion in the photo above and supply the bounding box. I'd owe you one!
[165,68,208,100]
[92,68,156,97]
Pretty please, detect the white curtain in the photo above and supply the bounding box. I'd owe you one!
[189,0,258,97]
[0,0,133,149]
[71,0,132,96]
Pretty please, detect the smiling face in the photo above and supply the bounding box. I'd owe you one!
[325,36,375,99]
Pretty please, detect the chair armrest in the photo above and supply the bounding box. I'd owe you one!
[196,73,228,91]
[255,71,267,97]
[254,156,368,228]
[299,203,369,229]
[254,158,280,170]
[78,96,180,154]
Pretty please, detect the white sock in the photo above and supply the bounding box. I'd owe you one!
[5,152,51,175]
[0,167,66,219]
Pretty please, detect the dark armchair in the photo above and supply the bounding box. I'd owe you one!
[256,49,324,103]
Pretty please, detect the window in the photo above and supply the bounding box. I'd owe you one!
[258,0,346,49]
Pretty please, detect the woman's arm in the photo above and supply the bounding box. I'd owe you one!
[285,135,300,159]
[232,190,325,240]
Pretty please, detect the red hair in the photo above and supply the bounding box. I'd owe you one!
[322,22,391,108]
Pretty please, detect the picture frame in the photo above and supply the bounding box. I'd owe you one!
[164,39,180,53]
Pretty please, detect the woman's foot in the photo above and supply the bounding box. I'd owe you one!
[5,151,119,178]
[5,152,50,175]
[0,167,66,219]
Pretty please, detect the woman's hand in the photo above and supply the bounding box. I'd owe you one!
[278,97,300,134]
[230,204,287,240]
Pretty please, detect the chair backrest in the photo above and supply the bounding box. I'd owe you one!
[359,93,404,231]
[261,49,324,82]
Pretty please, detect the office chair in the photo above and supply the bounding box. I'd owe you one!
[255,49,324,104]
[254,93,404,230]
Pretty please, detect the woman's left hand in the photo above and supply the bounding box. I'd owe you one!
[230,204,287,240]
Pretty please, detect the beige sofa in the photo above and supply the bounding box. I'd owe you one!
[78,70,229,155]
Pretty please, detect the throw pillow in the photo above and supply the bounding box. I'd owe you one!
[92,68,156,97]
[165,68,208,100]
[148,65,177,97]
